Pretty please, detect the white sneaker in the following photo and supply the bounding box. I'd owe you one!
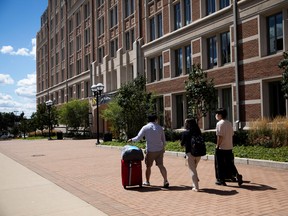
[143,181,150,186]
[192,188,199,192]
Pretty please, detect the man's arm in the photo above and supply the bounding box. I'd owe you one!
[216,135,223,148]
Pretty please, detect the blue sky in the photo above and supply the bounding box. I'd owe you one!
[0,0,47,117]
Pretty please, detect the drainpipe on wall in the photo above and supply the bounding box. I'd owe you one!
[233,0,240,130]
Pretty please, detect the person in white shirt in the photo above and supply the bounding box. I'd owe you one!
[128,114,169,188]
[215,108,243,186]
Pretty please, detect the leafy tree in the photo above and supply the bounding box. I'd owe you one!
[279,51,288,98]
[58,99,89,134]
[185,64,217,121]
[102,76,154,139]
[19,117,29,138]
[101,100,123,138]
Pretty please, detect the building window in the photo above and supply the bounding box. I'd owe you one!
[84,2,90,19]
[175,48,183,77]
[207,36,217,68]
[125,0,134,18]
[220,0,230,9]
[69,19,73,33]
[221,31,231,65]
[150,13,163,42]
[69,40,74,55]
[125,29,134,51]
[185,45,191,74]
[149,54,163,82]
[150,17,155,41]
[76,35,81,51]
[69,86,73,99]
[150,58,156,82]
[174,3,181,30]
[110,38,118,58]
[76,59,82,75]
[98,46,104,63]
[154,96,164,126]
[84,28,90,45]
[157,13,163,37]
[110,5,118,28]
[184,0,191,25]
[69,63,73,78]
[207,0,216,15]
[158,55,163,80]
[267,13,283,55]
[84,54,90,71]
[97,0,104,7]
[77,84,81,99]
[176,95,184,128]
[98,17,104,36]
[76,11,81,26]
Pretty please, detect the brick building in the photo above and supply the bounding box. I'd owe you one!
[36,0,288,134]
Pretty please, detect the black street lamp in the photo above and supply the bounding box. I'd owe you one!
[45,100,53,140]
[91,83,104,145]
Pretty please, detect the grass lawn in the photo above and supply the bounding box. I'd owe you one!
[102,141,288,162]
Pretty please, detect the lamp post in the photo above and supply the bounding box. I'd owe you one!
[91,83,104,145]
[45,100,53,140]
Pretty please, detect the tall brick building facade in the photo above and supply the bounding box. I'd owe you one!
[36,0,288,133]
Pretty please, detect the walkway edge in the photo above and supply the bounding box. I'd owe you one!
[97,144,288,170]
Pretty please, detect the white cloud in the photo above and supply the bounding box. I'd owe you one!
[17,73,36,86]
[0,74,14,85]
[15,73,36,98]
[0,38,36,58]
[0,92,36,117]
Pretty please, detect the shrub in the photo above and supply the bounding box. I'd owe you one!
[165,129,181,141]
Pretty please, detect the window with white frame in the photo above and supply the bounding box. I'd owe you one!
[173,0,191,31]
[124,0,134,18]
[220,31,231,65]
[84,2,90,19]
[206,0,216,15]
[76,35,81,51]
[76,59,81,75]
[84,54,90,71]
[76,11,81,26]
[98,46,104,63]
[150,13,163,41]
[110,5,118,28]
[98,17,104,36]
[84,28,90,45]
[267,12,283,55]
[207,36,217,68]
[175,48,183,77]
[220,0,230,9]
[125,29,134,51]
[149,54,163,83]
[110,38,118,58]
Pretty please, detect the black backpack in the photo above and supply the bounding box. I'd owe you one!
[190,135,206,156]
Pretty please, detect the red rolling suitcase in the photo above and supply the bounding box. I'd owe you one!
[121,159,142,189]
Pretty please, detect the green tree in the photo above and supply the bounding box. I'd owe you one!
[279,51,288,98]
[102,76,154,139]
[58,99,89,134]
[101,100,123,138]
[185,64,217,121]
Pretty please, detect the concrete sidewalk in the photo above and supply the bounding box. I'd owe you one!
[0,151,107,216]
[0,139,288,216]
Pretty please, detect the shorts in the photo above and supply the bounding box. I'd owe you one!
[145,149,164,167]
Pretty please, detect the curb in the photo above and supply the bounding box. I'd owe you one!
[97,144,288,170]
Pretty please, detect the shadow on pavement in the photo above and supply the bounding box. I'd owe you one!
[200,188,239,196]
[124,185,192,192]
[229,181,277,191]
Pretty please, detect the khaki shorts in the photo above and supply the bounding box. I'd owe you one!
[145,149,164,167]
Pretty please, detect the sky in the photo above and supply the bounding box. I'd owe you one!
[0,0,47,118]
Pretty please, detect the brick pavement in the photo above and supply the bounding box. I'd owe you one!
[0,139,288,216]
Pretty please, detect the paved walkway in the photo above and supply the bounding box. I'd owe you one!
[0,139,288,216]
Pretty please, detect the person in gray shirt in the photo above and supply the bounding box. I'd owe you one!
[128,114,169,188]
